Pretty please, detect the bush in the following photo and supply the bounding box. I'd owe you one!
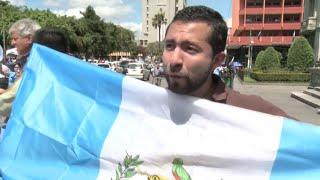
[287,36,314,72]
[255,50,264,69]
[254,47,280,71]
[250,71,310,82]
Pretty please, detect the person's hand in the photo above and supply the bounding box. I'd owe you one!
[0,88,6,94]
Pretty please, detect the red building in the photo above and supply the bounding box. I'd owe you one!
[227,0,304,67]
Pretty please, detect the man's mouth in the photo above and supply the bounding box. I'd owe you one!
[168,75,184,79]
[167,73,185,78]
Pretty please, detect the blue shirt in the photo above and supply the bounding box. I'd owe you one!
[8,72,17,87]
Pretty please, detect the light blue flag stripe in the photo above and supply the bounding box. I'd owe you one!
[0,44,124,179]
[270,118,320,179]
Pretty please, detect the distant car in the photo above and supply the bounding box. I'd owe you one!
[97,63,111,71]
[117,60,130,74]
[126,63,150,81]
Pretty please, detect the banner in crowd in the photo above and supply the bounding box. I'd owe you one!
[0,44,320,179]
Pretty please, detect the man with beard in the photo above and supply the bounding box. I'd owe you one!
[162,6,288,117]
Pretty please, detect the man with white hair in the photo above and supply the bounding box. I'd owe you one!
[8,18,40,67]
[0,18,40,129]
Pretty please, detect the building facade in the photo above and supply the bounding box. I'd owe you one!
[302,0,320,64]
[227,0,304,67]
[140,0,187,46]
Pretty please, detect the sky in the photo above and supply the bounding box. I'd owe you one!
[7,0,232,37]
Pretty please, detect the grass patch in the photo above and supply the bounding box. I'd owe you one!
[244,75,257,83]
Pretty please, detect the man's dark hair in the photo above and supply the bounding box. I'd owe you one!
[33,27,68,53]
[166,6,228,56]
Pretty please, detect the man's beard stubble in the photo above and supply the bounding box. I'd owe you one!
[165,67,212,95]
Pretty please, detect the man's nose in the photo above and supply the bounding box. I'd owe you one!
[170,47,183,73]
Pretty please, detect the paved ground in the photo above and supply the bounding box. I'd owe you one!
[148,75,319,125]
[233,77,320,125]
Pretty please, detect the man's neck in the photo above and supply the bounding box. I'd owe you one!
[188,76,215,100]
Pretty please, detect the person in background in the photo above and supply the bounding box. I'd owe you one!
[162,6,289,117]
[33,27,69,53]
[9,18,41,67]
[0,27,69,140]
[8,63,22,87]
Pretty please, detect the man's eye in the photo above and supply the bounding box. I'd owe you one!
[186,46,198,54]
[165,43,175,50]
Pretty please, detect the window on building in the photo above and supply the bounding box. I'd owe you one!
[262,30,281,36]
[282,30,296,36]
[147,20,149,25]
[147,7,149,11]
[147,27,149,31]
[284,0,301,6]
[246,15,263,23]
[265,15,281,23]
[265,0,281,6]
[247,0,263,7]
[147,13,149,18]
[147,0,149,5]
[284,14,300,22]
[238,30,261,36]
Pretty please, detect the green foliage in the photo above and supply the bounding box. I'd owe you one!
[254,47,280,71]
[113,152,144,180]
[152,12,167,30]
[287,36,314,72]
[0,2,138,59]
[250,71,310,82]
[244,75,257,83]
[152,12,167,51]
[146,41,164,57]
[255,50,264,69]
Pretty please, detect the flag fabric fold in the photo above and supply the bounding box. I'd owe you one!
[0,44,320,179]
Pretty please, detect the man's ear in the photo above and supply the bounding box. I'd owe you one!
[26,35,33,44]
[212,52,226,69]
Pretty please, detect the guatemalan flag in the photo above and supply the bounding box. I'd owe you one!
[1,44,320,180]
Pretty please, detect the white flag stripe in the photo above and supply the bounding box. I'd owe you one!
[97,77,283,179]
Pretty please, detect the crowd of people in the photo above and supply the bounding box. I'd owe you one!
[0,6,292,140]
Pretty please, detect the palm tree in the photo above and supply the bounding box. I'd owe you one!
[152,12,167,53]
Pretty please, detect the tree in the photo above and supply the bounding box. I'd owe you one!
[152,12,167,51]
[254,47,280,71]
[287,36,314,72]
[0,3,138,59]
[146,41,164,59]
[255,50,264,70]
